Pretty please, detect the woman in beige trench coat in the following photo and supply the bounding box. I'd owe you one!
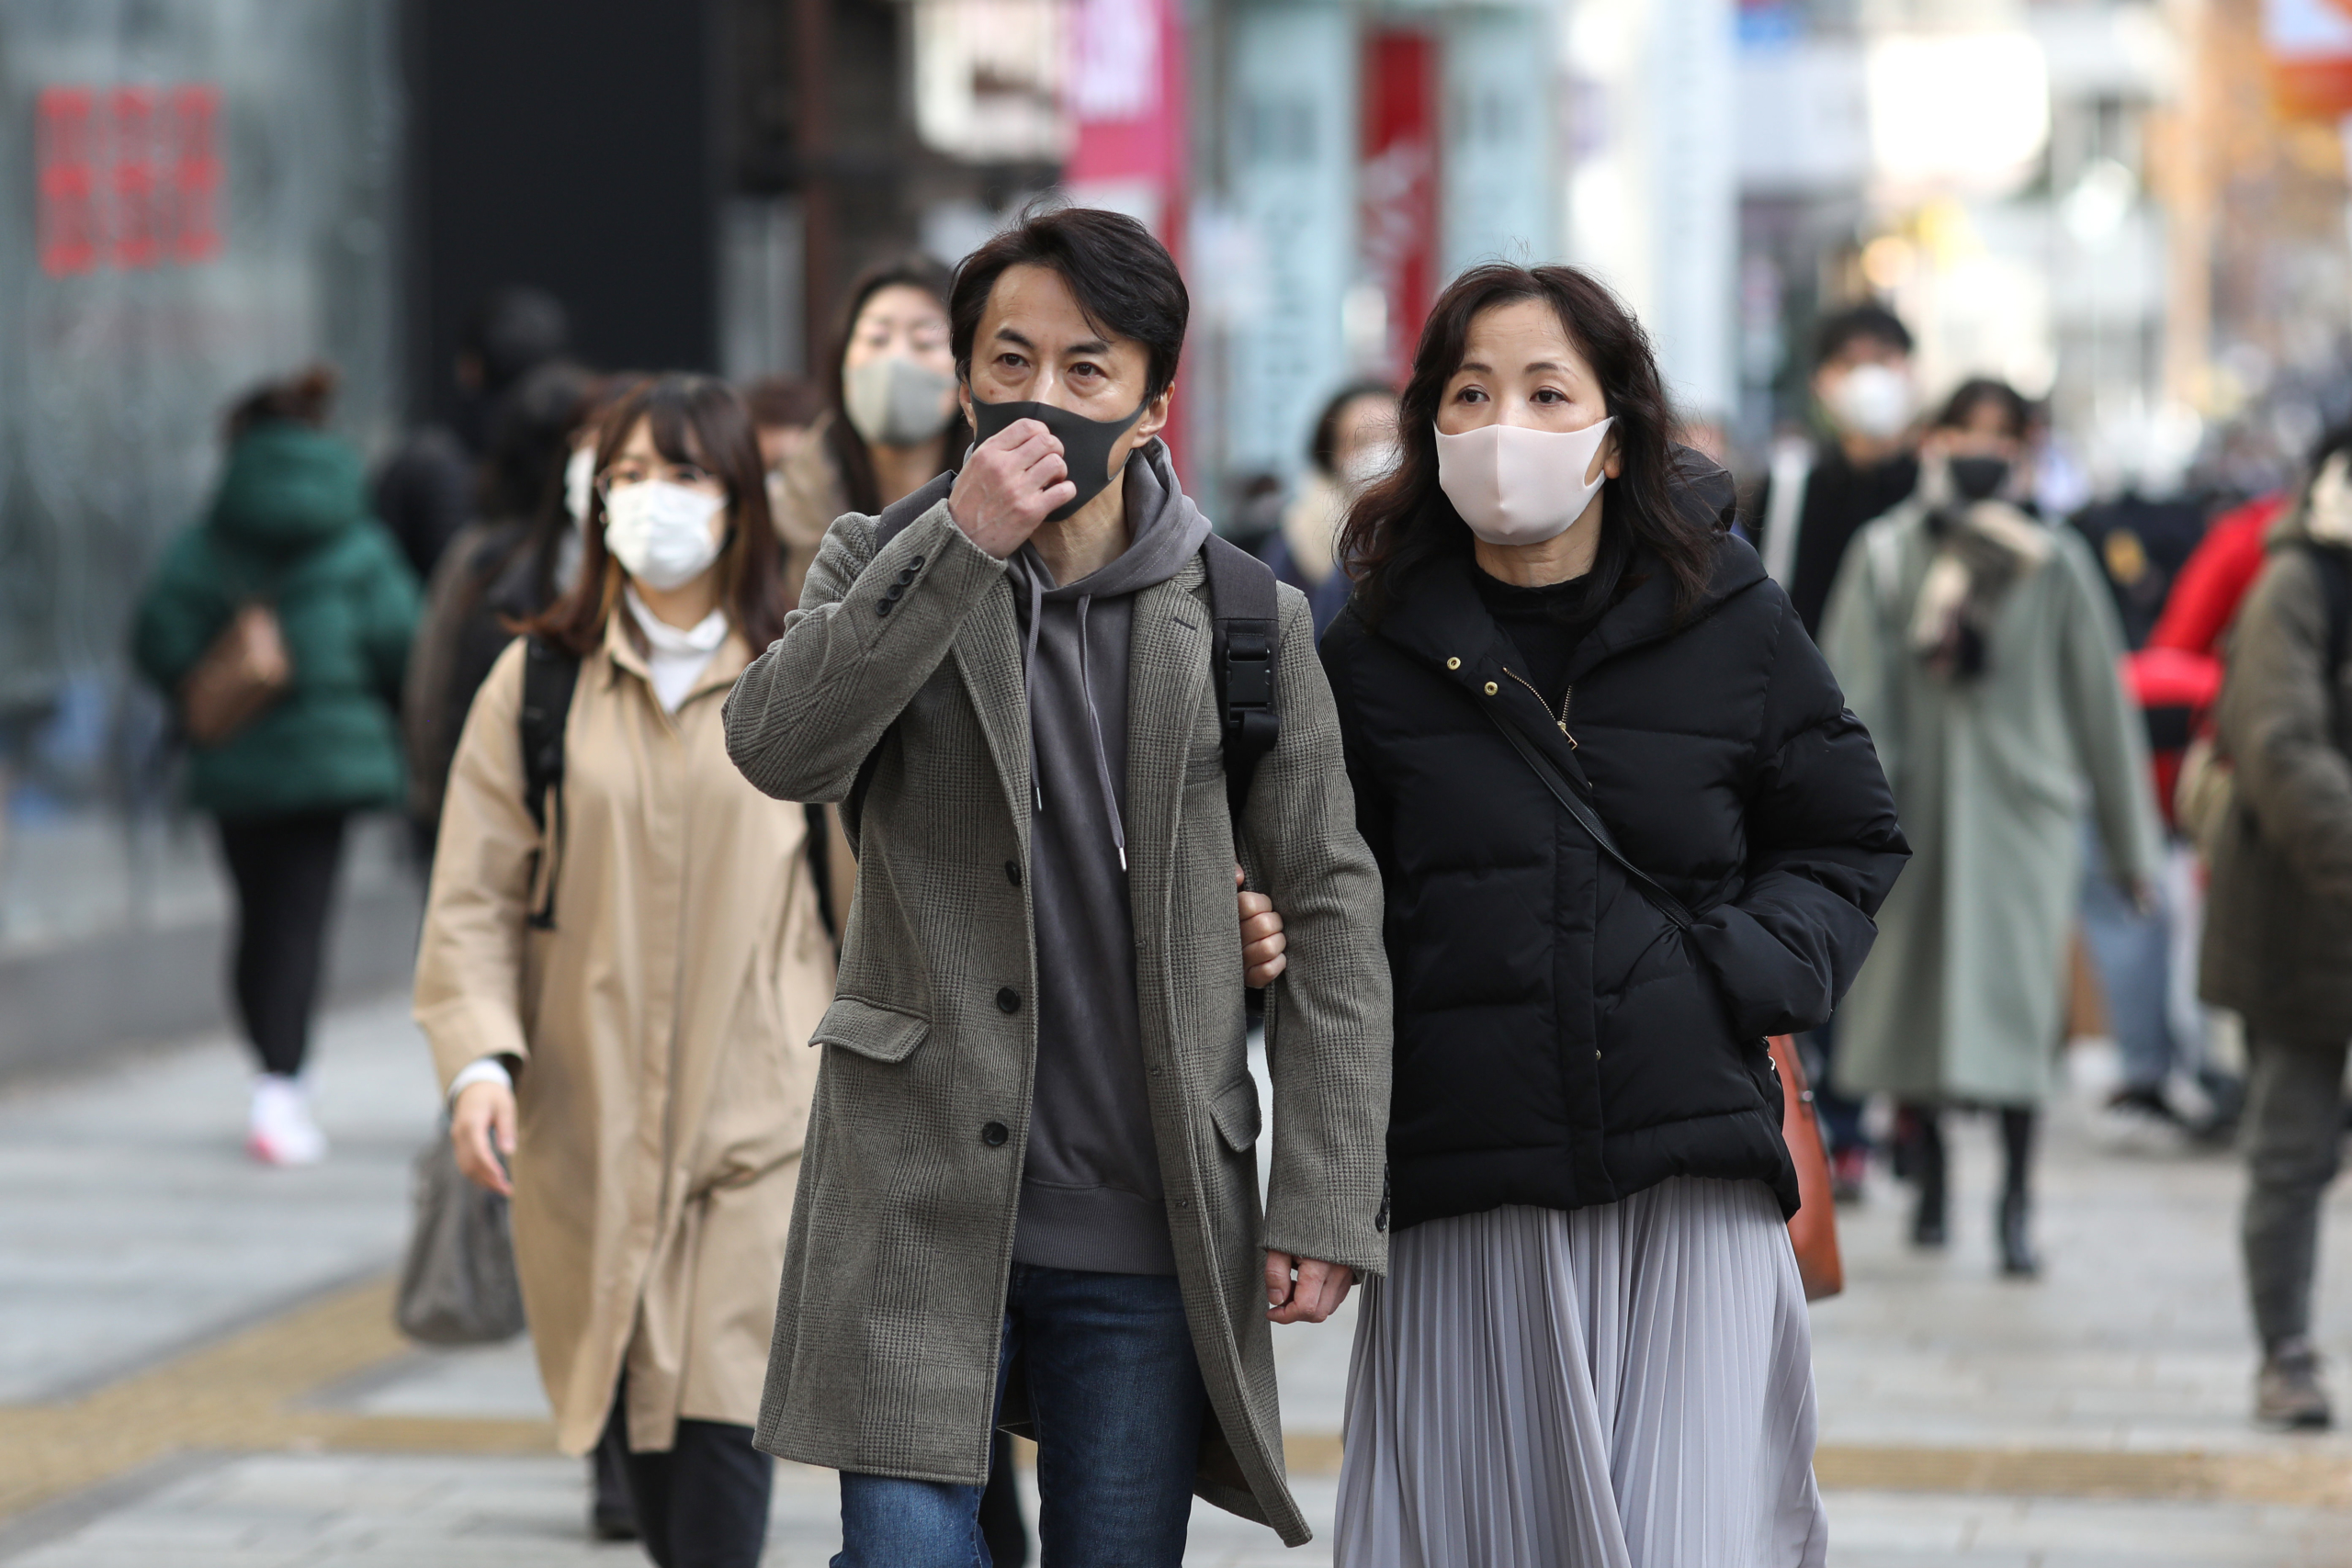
[414,374,832,1568]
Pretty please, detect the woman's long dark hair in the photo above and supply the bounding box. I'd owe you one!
[522,374,787,657]
[1338,264,1719,625]
[824,255,975,515]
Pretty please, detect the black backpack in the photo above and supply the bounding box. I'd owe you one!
[859,482,1282,832]
[514,637,840,937]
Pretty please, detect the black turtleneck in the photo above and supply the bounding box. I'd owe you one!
[1471,526,1632,708]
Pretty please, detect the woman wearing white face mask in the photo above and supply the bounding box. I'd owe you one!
[1316,265,1907,1562]
[414,374,835,1568]
[769,257,972,610]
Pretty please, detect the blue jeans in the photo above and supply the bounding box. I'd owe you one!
[833,1263,1209,1568]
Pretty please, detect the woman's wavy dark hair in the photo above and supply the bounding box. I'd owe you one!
[825,255,975,515]
[1338,264,1719,625]
[522,374,786,657]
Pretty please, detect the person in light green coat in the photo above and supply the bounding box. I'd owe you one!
[1820,378,2161,1277]
[131,367,420,1165]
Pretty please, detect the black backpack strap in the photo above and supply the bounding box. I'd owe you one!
[1202,534,1282,822]
[517,637,582,930]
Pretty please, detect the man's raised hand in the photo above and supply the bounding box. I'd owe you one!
[948,417,1076,558]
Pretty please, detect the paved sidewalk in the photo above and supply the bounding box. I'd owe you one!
[0,999,2346,1564]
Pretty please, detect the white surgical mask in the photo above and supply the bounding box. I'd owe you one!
[1826,363,1915,441]
[604,480,727,591]
[844,355,956,447]
[563,446,595,525]
[1435,417,1615,547]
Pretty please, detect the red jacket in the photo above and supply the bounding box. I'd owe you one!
[2128,492,2285,825]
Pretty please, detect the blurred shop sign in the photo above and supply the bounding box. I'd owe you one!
[1362,29,1438,378]
[912,0,1069,162]
[1736,40,1867,193]
[35,85,221,277]
[1866,32,2048,197]
[1065,0,1187,242]
[2267,0,2352,118]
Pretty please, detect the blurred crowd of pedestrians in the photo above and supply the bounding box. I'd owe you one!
[118,197,2352,1567]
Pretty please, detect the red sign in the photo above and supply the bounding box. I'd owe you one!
[1064,0,1190,468]
[1362,30,1439,378]
[35,82,223,277]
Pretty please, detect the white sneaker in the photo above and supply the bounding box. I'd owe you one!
[248,1075,327,1167]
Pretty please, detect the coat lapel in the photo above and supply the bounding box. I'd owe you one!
[952,579,1035,848]
[1125,559,1212,899]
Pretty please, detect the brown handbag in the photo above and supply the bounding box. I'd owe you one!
[1770,1033,1844,1301]
[181,601,291,746]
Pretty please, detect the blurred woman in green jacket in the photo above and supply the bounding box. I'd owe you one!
[132,367,420,1165]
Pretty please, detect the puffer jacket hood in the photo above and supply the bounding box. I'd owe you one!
[209,422,372,554]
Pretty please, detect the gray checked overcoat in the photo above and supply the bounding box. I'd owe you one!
[721,481,1392,1544]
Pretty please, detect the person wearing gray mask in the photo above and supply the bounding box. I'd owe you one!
[768,258,973,613]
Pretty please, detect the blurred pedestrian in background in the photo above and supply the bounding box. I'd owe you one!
[768,256,970,611]
[131,366,421,1167]
[1263,379,1397,636]
[414,374,833,1568]
[1824,378,2162,1277]
[401,359,604,861]
[1752,303,1923,1195]
[742,374,826,479]
[2199,426,2352,1430]
[1756,303,1922,637]
[376,286,571,581]
[1323,263,1905,1562]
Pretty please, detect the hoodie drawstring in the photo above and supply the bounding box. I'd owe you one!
[1021,567,1046,813]
[1074,594,1128,872]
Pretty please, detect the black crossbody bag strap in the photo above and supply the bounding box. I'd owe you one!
[1481,706,1696,932]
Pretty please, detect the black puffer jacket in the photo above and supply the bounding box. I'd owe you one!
[1322,514,1906,1232]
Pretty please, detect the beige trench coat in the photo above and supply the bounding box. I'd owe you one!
[414,615,835,1454]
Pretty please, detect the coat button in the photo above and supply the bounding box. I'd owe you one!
[1446,657,1461,670]
[1004,861,1022,886]
[876,600,894,618]
[897,566,918,585]
[1483,681,1498,695]
[981,1122,1009,1146]
[996,987,1021,1013]
[909,554,926,569]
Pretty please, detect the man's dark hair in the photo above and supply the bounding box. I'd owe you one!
[1814,302,1914,369]
[1936,377,2032,440]
[949,204,1189,405]
[461,286,571,394]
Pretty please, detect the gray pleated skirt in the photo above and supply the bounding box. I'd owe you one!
[1335,1177,1827,1568]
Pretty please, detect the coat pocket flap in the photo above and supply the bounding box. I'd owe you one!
[1208,1076,1261,1153]
[809,996,930,1064]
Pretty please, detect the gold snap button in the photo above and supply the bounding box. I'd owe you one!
[1483,682,1498,696]
[1446,657,1462,671]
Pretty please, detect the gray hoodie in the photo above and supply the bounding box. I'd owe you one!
[1004,439,1213,1274]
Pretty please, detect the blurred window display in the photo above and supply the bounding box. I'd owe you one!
[911,0,1070,164]
[0,3,403,953]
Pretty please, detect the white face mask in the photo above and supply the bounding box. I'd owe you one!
[1435,418,1615,547]
[1826,362,1915,441]
[563,446,596,525]
[604,480,727,591]
[844,355,956,448]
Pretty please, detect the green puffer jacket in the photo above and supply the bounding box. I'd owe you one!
[132,422,422,819]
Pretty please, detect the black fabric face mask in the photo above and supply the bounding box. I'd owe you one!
[967,394,1147,522]
[1949,455,2011,502]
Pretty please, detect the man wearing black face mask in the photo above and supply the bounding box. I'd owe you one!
[722,205,1390,1562]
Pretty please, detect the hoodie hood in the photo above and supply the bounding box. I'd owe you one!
[209,423,371,555]
[1005,437,1213,604]
[1001,437,1212,873]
